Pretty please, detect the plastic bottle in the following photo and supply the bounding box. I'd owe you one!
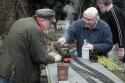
[82,39,89,60]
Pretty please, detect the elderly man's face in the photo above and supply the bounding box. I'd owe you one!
[42,19,53,29]
[38,17,54,35]
[83,13,97,28]
[43,19,54,35]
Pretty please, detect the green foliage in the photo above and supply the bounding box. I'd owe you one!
[98,56,125,82]
[60,48,71,58]
[98,56,124,71]
[53,42,71,58]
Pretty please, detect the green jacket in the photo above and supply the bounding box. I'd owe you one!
[0,17,55,83]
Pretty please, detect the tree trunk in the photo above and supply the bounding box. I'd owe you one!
[0,0,29,39]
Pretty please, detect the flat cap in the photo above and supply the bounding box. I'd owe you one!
[35,8,56,22]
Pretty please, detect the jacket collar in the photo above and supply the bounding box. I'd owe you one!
[34,15,47,38]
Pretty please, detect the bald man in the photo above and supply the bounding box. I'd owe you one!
[57,7,113,57]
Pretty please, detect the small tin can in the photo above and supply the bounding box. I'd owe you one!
[57,63,69,81]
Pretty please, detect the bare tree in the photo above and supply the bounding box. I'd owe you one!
[0,0,29,39]
[63,0,85,22]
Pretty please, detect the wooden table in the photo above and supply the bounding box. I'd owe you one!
[46,58,124,83]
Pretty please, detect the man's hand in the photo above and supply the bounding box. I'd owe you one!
[83,43,94,50]
[117,48,125,59]
[48,51,62,62]
[57,37,66,45]
[54,54,62,62]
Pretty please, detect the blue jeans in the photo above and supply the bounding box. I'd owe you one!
[0,79,13,83]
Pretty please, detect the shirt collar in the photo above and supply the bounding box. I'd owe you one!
[83,20,99,30]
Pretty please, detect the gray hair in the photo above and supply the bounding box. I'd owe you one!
[83,7,100,20]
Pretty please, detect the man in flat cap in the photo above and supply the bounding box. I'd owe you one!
[0,8,61,83]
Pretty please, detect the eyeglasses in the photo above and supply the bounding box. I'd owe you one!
[83,17,98,22]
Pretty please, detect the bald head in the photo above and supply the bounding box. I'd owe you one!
[83,7,99,20]
[83,7,100,28]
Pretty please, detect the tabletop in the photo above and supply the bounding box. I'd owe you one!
[46,57,124,83]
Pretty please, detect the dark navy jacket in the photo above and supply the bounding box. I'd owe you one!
[64,19,113,56]
[100,5,125,48]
